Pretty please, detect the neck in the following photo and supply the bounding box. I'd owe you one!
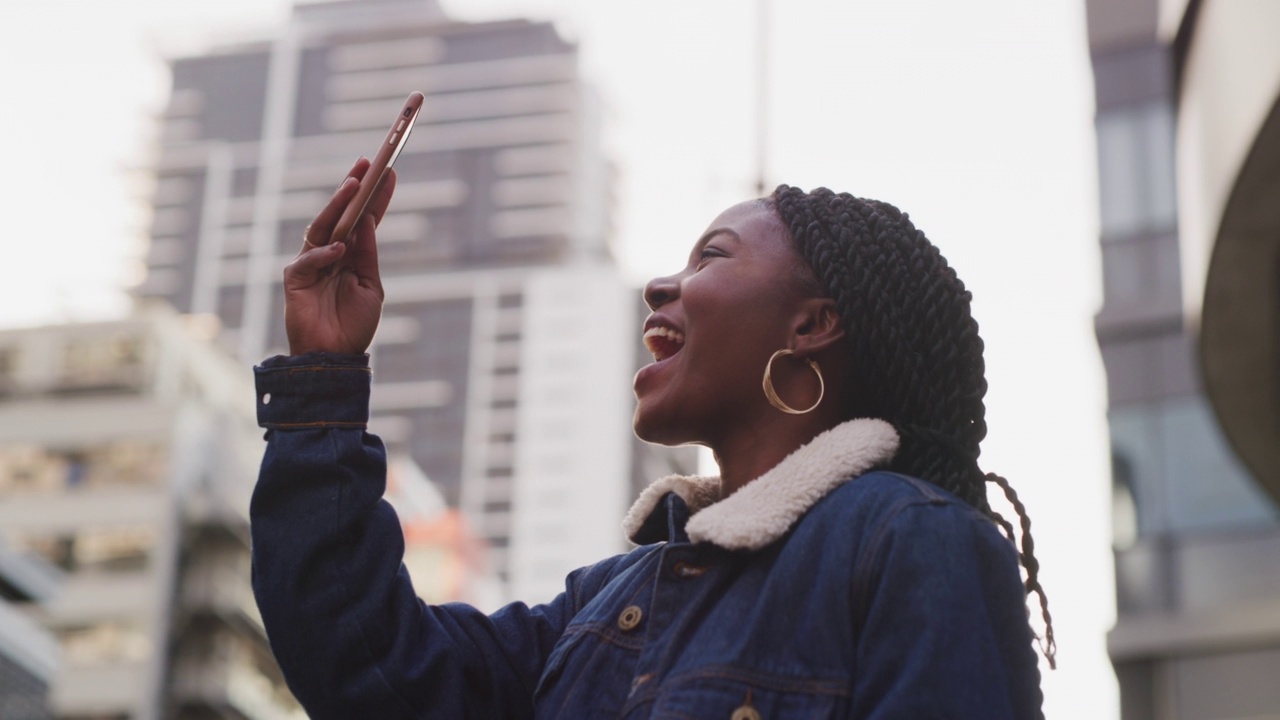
[711,411,844,496]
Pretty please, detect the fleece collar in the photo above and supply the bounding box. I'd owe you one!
[623,418,900,551]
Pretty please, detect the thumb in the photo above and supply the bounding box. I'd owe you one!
[284,242,346,287]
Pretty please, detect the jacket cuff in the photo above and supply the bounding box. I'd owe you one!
[254,352,371,429]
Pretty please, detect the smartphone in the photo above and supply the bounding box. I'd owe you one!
[329,91,425,246]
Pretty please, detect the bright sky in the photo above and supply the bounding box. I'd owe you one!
[0,0,1113,716]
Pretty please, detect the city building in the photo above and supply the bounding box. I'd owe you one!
[136,0,694,604]
[0,308,301,719]
[1086,0,1280,716]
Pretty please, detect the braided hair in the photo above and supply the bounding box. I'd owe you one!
[769,185,1056,669]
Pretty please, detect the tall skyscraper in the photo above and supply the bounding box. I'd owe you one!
[1087,0,1280,716]
[137,0,695,602]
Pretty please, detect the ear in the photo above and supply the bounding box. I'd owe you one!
[790,297,845,356]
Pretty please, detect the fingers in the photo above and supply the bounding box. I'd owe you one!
[347,169,393,294]
[349,213,383,295]
[300,158,371,252]
[284,241,346,288]
[365,167,398,226]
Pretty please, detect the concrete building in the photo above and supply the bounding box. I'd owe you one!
[0,308,301,719]
[1087,0,1280,716]
[137,0,694,604]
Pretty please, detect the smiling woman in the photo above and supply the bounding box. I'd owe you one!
[249,162,1050,718]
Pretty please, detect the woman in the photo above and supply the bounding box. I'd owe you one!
[251,158,1053,718]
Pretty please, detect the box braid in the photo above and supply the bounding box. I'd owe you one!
[770,184,1056,669]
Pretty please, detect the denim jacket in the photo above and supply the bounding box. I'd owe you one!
[251,353,1044,719]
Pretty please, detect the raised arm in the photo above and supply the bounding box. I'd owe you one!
[250,161,570,717]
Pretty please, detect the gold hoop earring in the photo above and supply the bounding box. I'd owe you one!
[762,348,824,415]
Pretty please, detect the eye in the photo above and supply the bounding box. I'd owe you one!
[696,246,726,266]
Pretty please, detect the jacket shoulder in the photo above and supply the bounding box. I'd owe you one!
[806,471,1013,560]
[562,542,663,613]
[821,470,981,520]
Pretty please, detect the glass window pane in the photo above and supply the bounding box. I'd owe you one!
[1140,103,1178,231]
[1097,110,1143,237]
[1161,397,1279,531]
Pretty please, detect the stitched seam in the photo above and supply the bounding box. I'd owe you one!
[661,664,850,696]
[557,624,648,651]
[265,421,367,429]
[268,365,371,375]
[557,564,658,652]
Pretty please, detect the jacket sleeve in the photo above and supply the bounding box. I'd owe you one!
[250,353,581,719]
[849,499,1046,720]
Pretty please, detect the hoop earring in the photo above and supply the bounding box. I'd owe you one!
[762,348,825,415]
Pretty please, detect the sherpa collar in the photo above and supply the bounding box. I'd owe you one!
[622,418,900,551]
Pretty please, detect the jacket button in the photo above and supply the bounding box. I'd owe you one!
[731,705,761,720]
[617,605,643,631]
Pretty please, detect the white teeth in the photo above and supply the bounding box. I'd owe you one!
[643,326,685,344]
[643,326,685,359]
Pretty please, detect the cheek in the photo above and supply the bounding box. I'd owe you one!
[684,281,793,356]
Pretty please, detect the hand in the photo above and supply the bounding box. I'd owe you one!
[283,157,397,356]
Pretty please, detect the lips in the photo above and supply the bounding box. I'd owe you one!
[643,321,685,362]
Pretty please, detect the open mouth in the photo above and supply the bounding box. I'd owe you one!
[643,325,685,362]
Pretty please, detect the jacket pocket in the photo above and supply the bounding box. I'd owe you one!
[652,668,847,720]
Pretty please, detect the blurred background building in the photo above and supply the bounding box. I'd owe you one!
[0,308,300,718]
[1088,0,1280,716]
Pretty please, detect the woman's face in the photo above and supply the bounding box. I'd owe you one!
[634,200,814,446]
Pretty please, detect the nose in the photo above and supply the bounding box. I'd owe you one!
[643,273,680,311]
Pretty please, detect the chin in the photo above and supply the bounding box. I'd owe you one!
[631,402,662,444]
[632,398,686,446]
[632,394,701,445]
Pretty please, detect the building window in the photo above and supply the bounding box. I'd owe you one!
[6,524,154,573]
[1096,101,1177,239]
[73,526,154,572]
[0,443,166,496]
[1112,452,1139,549]
[1109,396,1278,537]
[57,336,146,393]
[60,623,149,664]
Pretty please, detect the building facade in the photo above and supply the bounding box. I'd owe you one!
[0,308,301,719]
[1087,0,1280,716]
[137,0,694,604]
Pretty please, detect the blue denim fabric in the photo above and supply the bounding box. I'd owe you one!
[251,353,1045,719]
